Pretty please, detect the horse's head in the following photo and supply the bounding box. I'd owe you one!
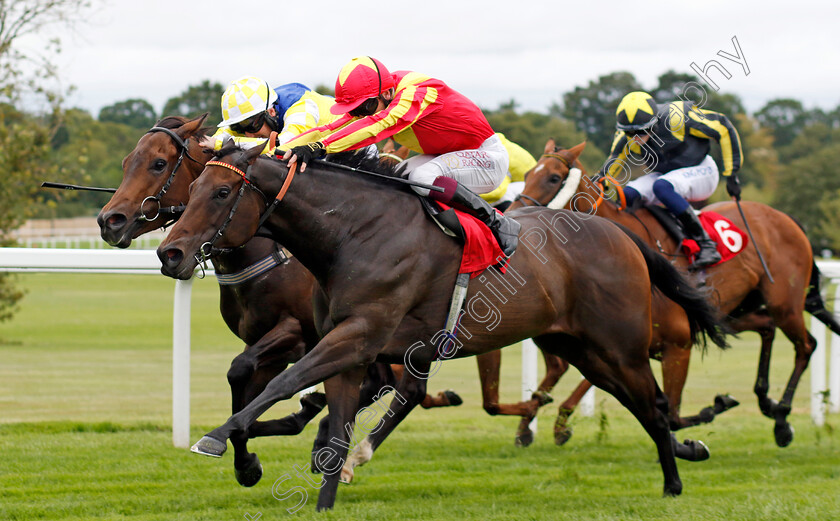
[97,114,211,248]
[157,143,273,280]
[508,140,587,211]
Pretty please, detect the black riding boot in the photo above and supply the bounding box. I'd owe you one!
[677,209,721,269]
[449,183,521,257]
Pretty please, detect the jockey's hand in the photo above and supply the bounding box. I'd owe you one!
[283,142,326,173]
[726,174,741,200]
[198,135,217,150]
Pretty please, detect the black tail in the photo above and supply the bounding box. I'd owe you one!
[788,217,840,336]
[616,223,729,349]
[805,261,840,336]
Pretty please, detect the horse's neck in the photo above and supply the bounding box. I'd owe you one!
[264,165,426,281]
[575,178,677,250]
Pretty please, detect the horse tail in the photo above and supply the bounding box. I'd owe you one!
[615,222,729,350]
[785,216,840,336]
[805,261,840,336]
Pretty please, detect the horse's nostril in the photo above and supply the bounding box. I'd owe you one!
[166,249,179,260]
[107,214,127,228]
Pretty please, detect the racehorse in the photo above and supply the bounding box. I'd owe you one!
[156,142,727,509]
[509,139,840,447]
[96,115,461,487]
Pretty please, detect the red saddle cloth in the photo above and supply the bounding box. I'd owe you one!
[436,203,506,278]
[681,211,749,266]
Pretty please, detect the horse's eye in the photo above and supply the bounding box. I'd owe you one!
[549,175,563,184]
[152,159,167,171]
[216,188,231,199]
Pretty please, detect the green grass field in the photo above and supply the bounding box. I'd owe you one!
[1,273,838,520]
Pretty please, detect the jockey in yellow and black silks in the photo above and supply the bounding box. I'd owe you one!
[600,91,743,269]
[283,56,521,257]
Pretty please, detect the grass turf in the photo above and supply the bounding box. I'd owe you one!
[0,273,838,520]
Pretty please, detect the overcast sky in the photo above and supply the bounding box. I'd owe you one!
[20,0,840,118]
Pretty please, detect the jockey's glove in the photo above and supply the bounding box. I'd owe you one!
[726,174,741,200]
[290,142,326,168]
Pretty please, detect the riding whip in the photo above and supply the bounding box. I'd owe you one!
[735,197,774,284]
[41,182,116,193]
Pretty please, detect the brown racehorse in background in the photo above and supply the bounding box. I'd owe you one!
[509,139,840,447]
[96,115,461,486]
[156,143,728,509]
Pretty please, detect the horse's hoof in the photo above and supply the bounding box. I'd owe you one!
[554,425,573,446]
[698,406,715,423]
[714,394,739,414]
[774,422,794,447]
[515,427,534,447]
[663,483,683,497]
[532,390,554,406]
[339,466,354,484]
[686,439,710,461]
[301,392,327,411]
[443,390,463,407]
[235,455,263,487]
[191,436,227,457]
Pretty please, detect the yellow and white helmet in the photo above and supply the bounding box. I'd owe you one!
[218,76,278,127]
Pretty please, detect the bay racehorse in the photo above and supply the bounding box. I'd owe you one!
[156,142,727,509]
[509,139,840,447]
[96,115,461,487]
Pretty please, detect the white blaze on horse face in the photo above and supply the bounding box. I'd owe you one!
[548,168,582,210]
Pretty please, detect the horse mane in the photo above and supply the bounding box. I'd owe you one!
[213,142,406,188]
[154,115,212,139]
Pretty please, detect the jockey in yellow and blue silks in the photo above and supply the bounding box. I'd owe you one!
[202,76,339,153]
[600,91,744,269]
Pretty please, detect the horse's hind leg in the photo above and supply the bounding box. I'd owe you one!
[515,351,570,447]
[390,364,463,409]
[552,378,593,446]
[766,307,816,447]
[476,349,568,447]
[536,334,682,496]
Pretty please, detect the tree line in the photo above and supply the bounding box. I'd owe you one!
[2,2,840,323]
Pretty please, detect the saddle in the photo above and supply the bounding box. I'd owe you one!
[644,205,748,265]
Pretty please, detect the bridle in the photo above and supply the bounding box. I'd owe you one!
[137,126,202,224]
[513,152,573,208]
[193,157,297,275]
[514,152,626,211]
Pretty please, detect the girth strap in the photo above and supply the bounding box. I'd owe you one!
[215,246,292,286]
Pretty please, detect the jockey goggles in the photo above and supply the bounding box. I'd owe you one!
[349,96,381,118]
[230,111,266,134]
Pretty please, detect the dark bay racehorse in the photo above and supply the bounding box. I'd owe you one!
[96,115,460,487]
[156,142,727,509]
[510,139,840,447]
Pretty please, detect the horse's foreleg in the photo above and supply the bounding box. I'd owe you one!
[192,317,383,458]
[226,320,309,486]
[315,367,367,512]
[311,363,395,474]
[340,366,428,484]
[391,364,462,409]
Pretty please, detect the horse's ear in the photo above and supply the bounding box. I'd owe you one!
[543,139,556,155]
[567,142,587,161]
[176,112,210,138]
[243,140,268,165]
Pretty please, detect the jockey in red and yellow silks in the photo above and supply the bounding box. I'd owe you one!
[283,56,520,257]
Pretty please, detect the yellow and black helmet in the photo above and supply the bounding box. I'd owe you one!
[615,91,658,132]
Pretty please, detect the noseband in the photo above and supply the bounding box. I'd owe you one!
[138,126,202,223]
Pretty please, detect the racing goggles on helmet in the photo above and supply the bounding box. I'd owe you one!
[349,97,380,118]
[230,112,266,134]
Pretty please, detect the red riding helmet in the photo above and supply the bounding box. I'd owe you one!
[331,56,395,115]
